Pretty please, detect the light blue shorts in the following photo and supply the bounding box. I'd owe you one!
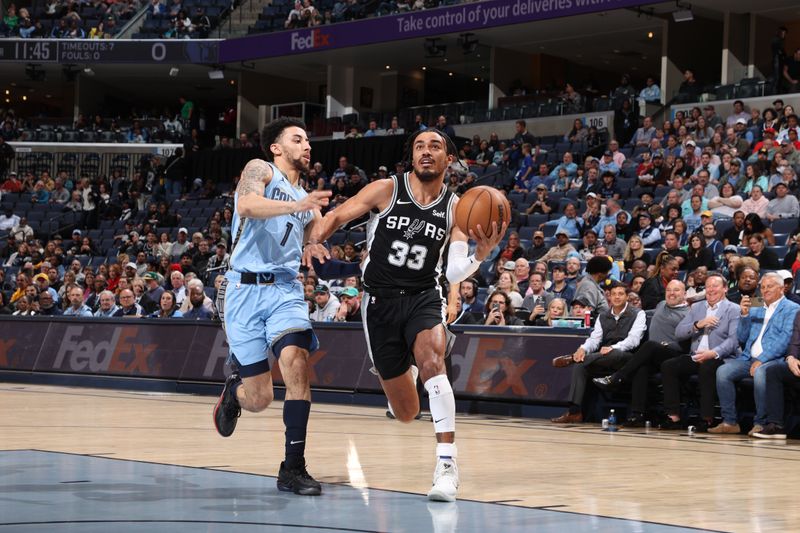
[219,271,317,368]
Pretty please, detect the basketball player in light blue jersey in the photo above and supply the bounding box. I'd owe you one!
[213,117,330,496]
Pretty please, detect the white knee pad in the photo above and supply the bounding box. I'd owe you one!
[425,374,456,434]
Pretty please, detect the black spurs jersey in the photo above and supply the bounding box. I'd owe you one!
[362,172,456,290]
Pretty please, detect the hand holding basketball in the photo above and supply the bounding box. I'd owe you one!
[454,186,510,260]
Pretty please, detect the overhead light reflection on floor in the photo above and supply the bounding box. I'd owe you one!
[346,438,369,505]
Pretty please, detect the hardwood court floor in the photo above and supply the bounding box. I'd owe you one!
[2,383,799,532]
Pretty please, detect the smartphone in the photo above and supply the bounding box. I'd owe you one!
[492,303,500,311]
[750,296,764,308]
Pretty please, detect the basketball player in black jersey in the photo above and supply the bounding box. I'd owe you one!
[303,129,506,501]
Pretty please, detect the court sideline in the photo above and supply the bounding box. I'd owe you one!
[2,384,798,532]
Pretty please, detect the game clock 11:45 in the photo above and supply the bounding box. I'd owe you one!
[0,41,56,62]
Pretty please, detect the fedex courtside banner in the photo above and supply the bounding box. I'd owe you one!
[0,318,584,403]
[221,0,662,62]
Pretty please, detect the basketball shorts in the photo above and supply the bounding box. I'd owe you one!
[218,271,318,375]
[360,287,450,380]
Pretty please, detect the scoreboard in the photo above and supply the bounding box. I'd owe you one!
[0,39,219,64]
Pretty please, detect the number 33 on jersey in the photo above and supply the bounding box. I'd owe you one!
[362,173,455,290]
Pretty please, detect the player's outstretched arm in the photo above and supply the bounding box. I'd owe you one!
[308,179,393,244]
[302,179,392,267]
[236,159,330,219]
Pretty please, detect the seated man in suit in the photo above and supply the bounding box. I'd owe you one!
[712,272,800,434]
[660,273,740,432]
[754,311,800,439]
[550,282,646,423]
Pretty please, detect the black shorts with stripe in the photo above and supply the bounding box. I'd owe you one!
[360,287,446,380]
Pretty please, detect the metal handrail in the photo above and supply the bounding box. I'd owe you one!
[115,3,151,39]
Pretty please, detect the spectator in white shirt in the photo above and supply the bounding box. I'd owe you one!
[766,182,800,220]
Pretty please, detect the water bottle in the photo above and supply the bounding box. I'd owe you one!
[607,409,618,432]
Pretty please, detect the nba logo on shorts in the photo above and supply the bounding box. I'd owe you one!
[433,384,440,395]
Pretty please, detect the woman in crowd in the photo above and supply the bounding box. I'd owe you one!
[532,298,569,326]
[629,274,647,294]
[742,212,776,246]
[532,260,553,291]
[57,271,77,302]
[623,234,650,271]
[106,263,122,292]
[149,291,183,318]
[777,104,795,131]
[499,231,525,261]
[742,185,769,222]
[669,156,692,181]
[342,241,359,262]
[483,290,524,326]
[746,233,780,270]
[739,164,768,195]
[82,270,95,301]
[673,218,689,246]
[12,295,37,316]
[566,118,588,143]
[659,205,682,235]
[661,120,675,141]
[639,251,680,310]
[763,108,779,132]
[493,271,523,309]
[694,116,713,144]
[685,232,716,271]
[707,182,743,217]
[707,131,724,154]
[157,232,173,258]
[473,140,494,170]
[329,244,345,261]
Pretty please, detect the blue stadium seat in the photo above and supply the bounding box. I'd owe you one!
[518,226,536,240]
[770,218,798,235]
[768,246,788,258]
[526,214,548,227]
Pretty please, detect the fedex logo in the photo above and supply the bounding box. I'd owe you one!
[290,29,332,51]
[52,325,158,374]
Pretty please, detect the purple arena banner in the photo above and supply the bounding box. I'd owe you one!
[221,0,662,62]
[0,318,586,403]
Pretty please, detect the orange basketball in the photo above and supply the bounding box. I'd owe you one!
[454,186,511,239]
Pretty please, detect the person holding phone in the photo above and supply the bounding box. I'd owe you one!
[484,291,524,326]
[712,272,800,435]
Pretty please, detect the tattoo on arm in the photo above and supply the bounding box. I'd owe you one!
[237,160,271,197]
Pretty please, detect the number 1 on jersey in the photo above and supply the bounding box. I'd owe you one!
[387,240,427,270]
[280,222,294,246]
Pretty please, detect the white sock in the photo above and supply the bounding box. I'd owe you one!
[436,442,457,460]
[425,374,456,438]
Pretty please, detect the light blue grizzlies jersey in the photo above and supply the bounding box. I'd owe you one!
[229,162,313,276]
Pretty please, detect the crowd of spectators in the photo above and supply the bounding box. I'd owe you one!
[0,0,143,38]
[4,92,800,436]
[142,0,218,39]
[251,0,456,35]
[0,97,225,147]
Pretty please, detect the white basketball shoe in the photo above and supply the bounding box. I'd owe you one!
[427,456,459,502]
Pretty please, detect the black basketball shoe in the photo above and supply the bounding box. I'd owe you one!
[277,460,322,496]
[213,372,241,437]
